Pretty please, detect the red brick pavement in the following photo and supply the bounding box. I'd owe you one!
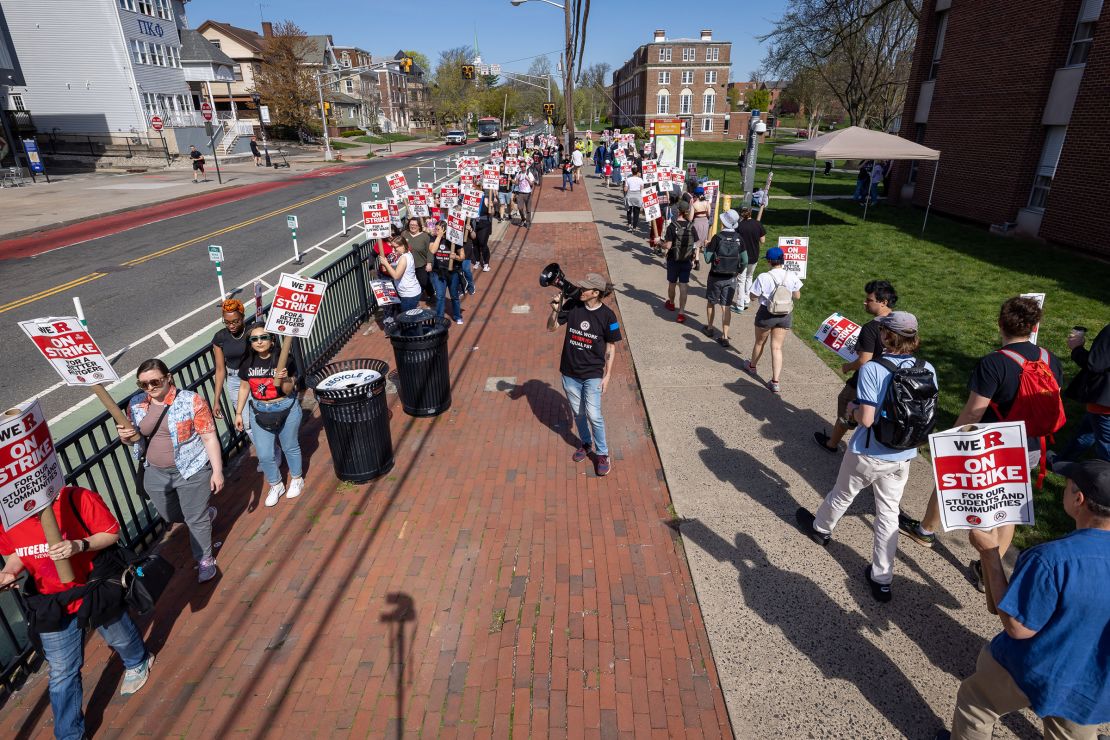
[1,183,733,739]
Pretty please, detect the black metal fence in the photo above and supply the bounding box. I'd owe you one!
[0,240,379,695]
[35,131,172,165]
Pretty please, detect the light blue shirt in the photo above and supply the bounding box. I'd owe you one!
[850,354,937,462]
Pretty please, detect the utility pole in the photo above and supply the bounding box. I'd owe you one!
[562,0,574,152]
[317,72,333,161]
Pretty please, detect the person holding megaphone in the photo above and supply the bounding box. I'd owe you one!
[545,269,621,477]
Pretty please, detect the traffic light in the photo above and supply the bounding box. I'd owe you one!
[543,102,555,116]
[400,56,413,73]
[461,64,475,80]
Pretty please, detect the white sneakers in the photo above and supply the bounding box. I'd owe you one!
[264,478,304,507]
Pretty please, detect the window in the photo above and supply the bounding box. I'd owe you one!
[1067,21,1095,65]
[681,70,693,85]
[682,47,695,61]
[9,94,24,111]
[209,38,221,49]
[908,124,926,183]
[658,47,672,62]
[723,116,730,134]
[150,43,165,66]
[701,118,713,133]
[137,0,154,16]
[658,71,670,85]
[928,10,948,79]
[341,53,351,68]
[703,90,715,113]
[705,70,717,84]
[154,0,172,20]
[167,45,180,67]
[130,38,144,65]
[657,89,670,114]
[679,91,692,114]
[706,47,719,62]
[1028,126,1067,210]
[345,79,354,94]
[118,0,136,10]
[234,64,244,81]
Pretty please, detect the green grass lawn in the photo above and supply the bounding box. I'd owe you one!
[353,133,421,144]
[329,140,362,150]
[756,196,1109,548]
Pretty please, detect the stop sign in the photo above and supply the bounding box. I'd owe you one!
[201,102,212,121]
[150,115,164,131]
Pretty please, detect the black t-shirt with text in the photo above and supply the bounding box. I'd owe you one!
[967,341,1063,450]
[558,301,622,379]
[735,219,766,264]
[847,318,884,389]
[238,350,299,401]
[432,238,461,273]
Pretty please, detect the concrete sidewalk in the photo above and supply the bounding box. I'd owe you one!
[584,174,1095,739]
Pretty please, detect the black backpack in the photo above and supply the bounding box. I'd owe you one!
[671,221,697,262]
[869,357,939,450]
[709,231,745,276]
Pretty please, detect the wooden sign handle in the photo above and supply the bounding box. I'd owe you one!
[275,336,294,382]
[91,383,133,429]
[39,508,75,583]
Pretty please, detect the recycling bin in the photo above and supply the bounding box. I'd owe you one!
[388,308,452,417]
[309,359,393,482]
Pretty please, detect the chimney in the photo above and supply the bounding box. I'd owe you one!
[654,29,665,42]
[700,29,712,41]
[262,21,273,37]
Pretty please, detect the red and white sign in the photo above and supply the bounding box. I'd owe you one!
[438,183,459,209]
[201,101,213,121]
[1021,292,1046,345]
[504,156,520,175]
[490,147,503,161]
[929,422,1034,531]
[620,161,632,177]
[482,165,500,191]
[446,208,466,244]
[641,160,658,184]
[406,191,430,218]
[265,273,327,338]
[386,170,410,198]
[778,236,809,280]
[369,279,400,306]
[460,188,482,219]
[0,400,64,530]
[641,188,661,221]
[387,198,402,228]
[459,173,476,190]
[361,200,391,239]
[814,313,862,362]
[19,317,120,386]
[507,142,519,156]
[704,179,720,205]
[150,115,164,132]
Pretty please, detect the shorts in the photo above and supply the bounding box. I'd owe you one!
[666,259,693,284]
[498,192,511,205]
[836,383,857,425]
[754,303,793,329]
[705,274,737,306]
[192,159,204,171]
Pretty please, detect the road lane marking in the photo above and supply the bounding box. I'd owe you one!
[0,272,108,314]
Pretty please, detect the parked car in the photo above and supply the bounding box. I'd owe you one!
[445,130,467,145]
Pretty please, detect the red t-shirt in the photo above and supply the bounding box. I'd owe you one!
[0,486,120,613]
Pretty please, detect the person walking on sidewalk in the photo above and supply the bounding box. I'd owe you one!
[212,299,255,436]
[402,217,435,303]
[235,328,306,507]
[0,485,156,739]
[690,186,711,249]
[795,312,937,603]
[662,200,698,324]
[936,459,1110,740]
[547,273,621,477]
[189,145,206,183]
[472,196,493,272]
[732,208,765,313]
[623,168,644,230]
[1053,322,1110,465]
[497,166,513,222]
[429,221,465,324]
[250,136,262,166]
[813,280,897,453]
[513,167,534,227]
[119,359,223,582]
[701,209,746,346]
[561,153,574,191]
[377,235,423,311]
[744,247,803,394]
[571,146,584,184]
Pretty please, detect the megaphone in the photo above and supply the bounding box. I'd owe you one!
[539,262,581,316]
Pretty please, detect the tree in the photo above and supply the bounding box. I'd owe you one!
[727,85,742,111]
[577,62,610,128]
[780,68,840,136]
[403,50,431,75]
[252,20,317,132]
[760,0,919,127]
[429,45,478,129]
[745,88,771,113]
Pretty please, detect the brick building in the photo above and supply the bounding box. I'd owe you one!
[892,0,1108,255]
[611,29,732,140]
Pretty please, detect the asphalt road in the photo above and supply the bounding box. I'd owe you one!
[0,137,516,423]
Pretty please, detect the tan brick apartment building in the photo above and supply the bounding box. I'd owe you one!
[611,29,732,140]
[892,0,1108,256]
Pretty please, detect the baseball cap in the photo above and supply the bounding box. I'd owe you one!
[694,186,705,195]
[1053,459,1110,507]
[719,209,739,230]
[577,273,609,291]
[876,311,919,337]
[766,246,784,261]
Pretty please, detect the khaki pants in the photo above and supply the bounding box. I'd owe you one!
[952,646,1097,740]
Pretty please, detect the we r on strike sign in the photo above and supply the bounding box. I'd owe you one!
[265,273,327,337]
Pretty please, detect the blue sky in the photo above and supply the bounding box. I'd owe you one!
[183,0,789,83]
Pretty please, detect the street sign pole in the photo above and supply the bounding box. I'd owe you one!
[287,215,302,264]
[339,195,348,235]
[215,262,226,302]
[73,297,87,328]
[208,245,226,300]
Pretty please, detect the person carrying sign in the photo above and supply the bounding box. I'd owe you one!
[731,208,765,314]
[0,486,156,738]
[796,312,937,602]
[402,217,435,303]
[937,459,1110,740]
[743,247,803,394]
[378,234,423,311]
[430,221,465,324]
[899,297,1064,591]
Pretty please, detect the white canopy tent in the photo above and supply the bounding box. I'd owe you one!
[772,126,941,233]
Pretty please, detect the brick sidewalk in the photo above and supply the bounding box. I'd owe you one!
[1,183,732,738]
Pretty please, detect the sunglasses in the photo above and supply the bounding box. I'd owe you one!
[137,376,168,390]
[249,334,272,343]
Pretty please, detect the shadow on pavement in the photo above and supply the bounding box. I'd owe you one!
[508,379,578,449]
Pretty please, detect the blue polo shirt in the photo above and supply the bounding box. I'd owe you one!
[850,354,937,462]
[990,528,1110,724]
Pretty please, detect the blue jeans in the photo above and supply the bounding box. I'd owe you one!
[399,294,421,311]
[249,395,303,485]
[562,172,573,190]
[41,613,147,740]
[460,259,475,295]
[561,375,608,456]
[1059,412,1110,463]
[431,270,461,321]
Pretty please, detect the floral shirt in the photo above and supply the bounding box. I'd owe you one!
[127,386,215,479]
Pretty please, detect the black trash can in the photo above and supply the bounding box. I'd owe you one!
[309,359,394,483]
[388,308,452,417]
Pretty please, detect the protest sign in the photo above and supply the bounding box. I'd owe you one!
[19,317,120,386]
[459,173,475,190]
[490,147,502,161]
[265,273,327,338]
[814,313,861,362]
[1021,292,1045,345]
[620,161,632,177]
[406,191,431,218]
[369,279,400,306]
[641,188,662,221]
[446,208,466,244]
[778,236,809,280]
[505,156,520,175]
[507,142,519,156]
[460,189,482,219]
[641,160,658,184]
[386,170,409,198]
[387,198,402,228]
[482,165,500,191]
[438,183,459,209]
[704,179,719,205]
[929,422,1034,531]
[0,399,65,530]
[361,200,391,239]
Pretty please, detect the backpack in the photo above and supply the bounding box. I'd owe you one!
[670,220,697,262]
[870,357,939,450]
[708,231,745,276]
[991,348,1065,488]
[766,272,794,315]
